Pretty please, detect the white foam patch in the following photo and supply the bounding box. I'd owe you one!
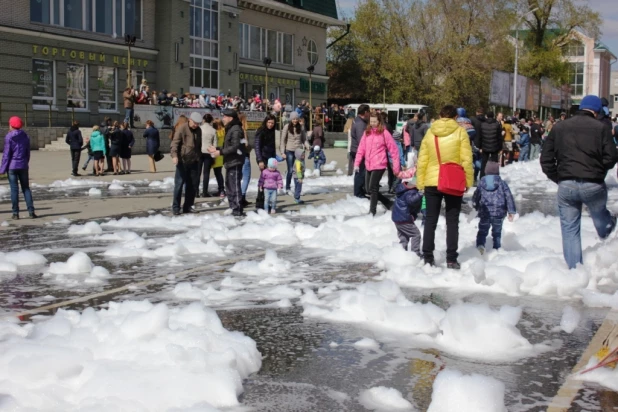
[229,250,292,276]
[427,369,507,412]
[108,182,124,190]
[0,301,261,410]
[68,221,103,235]
[42,252,110,286]
[299,195,384,217]
[560,305,581,333]
[0,250,47,267]
[358,386,415,411]
[88,188,102,196]
[354,338,380,351]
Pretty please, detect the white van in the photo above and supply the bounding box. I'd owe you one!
[343,104,429,132]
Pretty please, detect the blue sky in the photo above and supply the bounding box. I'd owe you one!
[337,0,618,70]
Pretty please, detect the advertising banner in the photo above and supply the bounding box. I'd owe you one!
[489,71,511,107]
[32,59,54,104]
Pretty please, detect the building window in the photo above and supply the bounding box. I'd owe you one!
[239,24,293,65]
[190,0,219,92]
[307,39,318,65]
[132,70,144,89]
[568,62,584,96]
[32,59,55,107]
[30,0,141,38]
[563,41,585,57]
[98,66,117,111]
[67,63,88,109]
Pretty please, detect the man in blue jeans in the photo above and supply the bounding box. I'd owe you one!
[541,95,617,269]
[0,116,37,219]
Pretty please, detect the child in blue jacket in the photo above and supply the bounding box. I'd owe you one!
[308,145,326,171]
[391,173,423,257]
[472,161,517,254]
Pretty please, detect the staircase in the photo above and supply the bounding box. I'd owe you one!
[40,128,94,152]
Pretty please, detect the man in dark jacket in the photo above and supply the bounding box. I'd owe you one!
[65,121,84,177]
[470,108,485,141]
[350,104,370,197]
[410,112,429,153]
[541,94,617,269]
[476,111,503,178]
[529,117,544,160]
[171,112,203,215]
[209,109,245,216]
[100,117,113,172]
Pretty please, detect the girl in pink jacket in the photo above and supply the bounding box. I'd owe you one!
[354,116,402,216]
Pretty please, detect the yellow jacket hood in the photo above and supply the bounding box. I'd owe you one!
[430,118,460,137]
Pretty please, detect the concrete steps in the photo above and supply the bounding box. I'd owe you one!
[40,128,94,152]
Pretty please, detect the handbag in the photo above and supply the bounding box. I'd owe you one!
[154,151,164,162]
[434,135,466,197]
[255,190,265,210]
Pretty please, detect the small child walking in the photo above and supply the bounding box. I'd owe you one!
[391,171,423,257]
[294,148,305,204]
[308,145,326,171]
[258,158,283,214]
[472,161,517,254]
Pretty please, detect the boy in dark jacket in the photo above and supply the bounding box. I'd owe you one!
[391,174,423,257]
[308,145,326,171]
[473,161,516,254]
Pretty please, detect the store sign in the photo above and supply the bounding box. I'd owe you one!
[240,72,299,87]
[300,78,326,94]
[32,59,54,101]
[32,45,150,68]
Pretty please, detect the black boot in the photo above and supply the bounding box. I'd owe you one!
[241,195,250,208]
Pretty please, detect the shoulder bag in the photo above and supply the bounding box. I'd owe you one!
[434,135,466,197]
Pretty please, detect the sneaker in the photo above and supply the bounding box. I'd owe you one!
[219,191,226,198]
[82,166,86,171]
[172,210,181,216]
[11,214,19,220]
[477,246,485,255]
[29,212,38,219]
[232,211,247,217]
[447,261,461,270]
[270,209,276,215]
[241,199,251,208]
[294,199,304,205]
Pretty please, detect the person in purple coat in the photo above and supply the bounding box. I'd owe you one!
[257,158,283,214]
[0,117,37,219]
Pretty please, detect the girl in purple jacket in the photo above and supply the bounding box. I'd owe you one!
[258,158,283,214]
[0,117,37,219]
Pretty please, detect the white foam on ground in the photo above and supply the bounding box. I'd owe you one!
[0,250,47,267]
[0,300,261,410]
[427,369,507,412]
[354,338,380,351]
[87,188,102,197]
[299,195,385,217]
[68,221,103,235]
[42,252,110,286]
[560,305,582,333]
[358,386,415,411]
[108,182,124,190]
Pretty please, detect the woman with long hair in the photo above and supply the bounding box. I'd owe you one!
[238,113,252,207]
[109,121,124,175]
[416,105,473,269]
[312,117,325,148]
[170,115,188,140]
[119,122,135,174]
[211,119,226,197]
[254,114,277,170]
[279,112,307,193]
[353,114,401,216]
[143,120,160,173]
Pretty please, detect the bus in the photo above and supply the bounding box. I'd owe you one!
[343,104,430,133]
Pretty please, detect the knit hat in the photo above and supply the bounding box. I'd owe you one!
[189,112,203,124]
[295,148,305,159]
[580,95,602,113]
[222,108,238,119]
[314,145,320,152]
[267,158,278,168]
[289,112,299,121]
[9,116,23,130]
[485,161,500,176]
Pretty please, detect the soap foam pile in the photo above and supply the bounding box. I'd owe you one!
[0,250,47,273]
[427,369,507,412]
[358,386,415,411]
[42,252,110,286]
[0,300,261,411]
[303,280,552,361]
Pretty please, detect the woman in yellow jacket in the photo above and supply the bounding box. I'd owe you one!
[212,119,226,197]
[416,105,474,269]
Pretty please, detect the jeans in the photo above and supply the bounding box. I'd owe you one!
[480,151,499,178]
[519,145,530,162]
[241,156,251,196]
[476,215,504,250]
[365,169,392,215]
[199,154,215,195]
[265,188,278,211]
[285,150,296,191]
[226,165,243,214]
[558,180,616,269]
[70,149,81,174]
[423,186,463,262]
[172,162,199,213]
[530,144,541,160]
[314,160,325,171]
[124,108,134,128]
[8,169,35,215]
[82,155,93,169]
[352,152,366,197]
[294,177,303,201]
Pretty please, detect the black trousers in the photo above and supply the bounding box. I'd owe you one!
[352,151,366,197]
[226,165,243,214]
[365,169,392,215]
[422,186,463,262]
[70,149,81,174]
[198,154,215,195]
[480,151,499,178]
[172,162,199,213]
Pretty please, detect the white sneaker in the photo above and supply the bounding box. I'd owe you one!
[270,209,276,215]
[477,246,485,255]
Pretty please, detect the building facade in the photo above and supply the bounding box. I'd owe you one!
[563,31,617,108]
[0,0,343,127]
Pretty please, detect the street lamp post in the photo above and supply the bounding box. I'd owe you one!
[125,35,137,89]
[513,8,539,115]
[307,65,315,130]
[263,57,272,110]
